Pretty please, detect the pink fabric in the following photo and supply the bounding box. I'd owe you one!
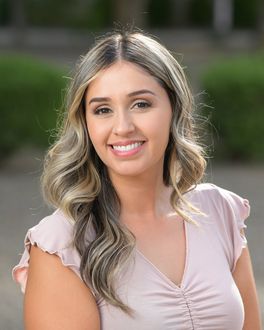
[13,183,250,330]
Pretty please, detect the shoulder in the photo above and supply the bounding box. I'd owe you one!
[22,215,100,330]
[187,183,250,220]
[27,209,75,250]
[13,209,82,293]
[189,183,251,272]
[189,182,230,197]
[23,244,100,330]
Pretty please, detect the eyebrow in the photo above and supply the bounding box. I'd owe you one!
[88,89,156,105]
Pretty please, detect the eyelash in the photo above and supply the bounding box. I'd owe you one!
[94,107,111,115]
[134,101,151,109]
[94,101,151,115]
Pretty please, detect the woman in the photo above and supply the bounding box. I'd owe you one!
[13,29,261,329]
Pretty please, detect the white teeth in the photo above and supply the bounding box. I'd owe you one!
[113,142,143,151]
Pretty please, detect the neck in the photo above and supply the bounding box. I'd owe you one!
[108,169,173,221]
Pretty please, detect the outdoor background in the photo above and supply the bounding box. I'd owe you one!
[1,0,263,328]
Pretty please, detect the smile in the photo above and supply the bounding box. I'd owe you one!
[112,142,144,151]
[109,141,145,157]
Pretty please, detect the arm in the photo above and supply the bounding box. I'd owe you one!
[232,236,262,330]
[24,245,100,330]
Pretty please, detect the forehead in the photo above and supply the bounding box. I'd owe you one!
[86,61,163,96]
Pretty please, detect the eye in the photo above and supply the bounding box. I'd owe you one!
[94,107,112,115]
[133,101,151,109]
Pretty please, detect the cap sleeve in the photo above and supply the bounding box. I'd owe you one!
[12,209,82,293]
[215,186,250,273]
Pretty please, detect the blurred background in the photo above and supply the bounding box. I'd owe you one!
[0,0,263,328]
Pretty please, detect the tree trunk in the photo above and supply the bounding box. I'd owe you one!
[9,0,26,47]
[257,0,264,35]
[213,0,233,36]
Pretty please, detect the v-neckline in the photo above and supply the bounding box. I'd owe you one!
[135,219,189,290]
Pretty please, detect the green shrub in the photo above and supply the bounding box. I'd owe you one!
[0,55,66,158]
[201,54,264,162]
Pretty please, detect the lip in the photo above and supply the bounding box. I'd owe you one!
[108,141,146,157]
[109,140,145,147]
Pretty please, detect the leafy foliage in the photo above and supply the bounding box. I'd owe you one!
[202,54,264,161]
[0,55,66,157]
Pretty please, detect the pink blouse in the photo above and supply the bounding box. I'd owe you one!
[13,183,250,330]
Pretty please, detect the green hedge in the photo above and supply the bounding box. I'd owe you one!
[201,54,264,162]
[0,55,66,158]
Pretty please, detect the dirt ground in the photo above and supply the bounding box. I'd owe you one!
[0,149,263,329]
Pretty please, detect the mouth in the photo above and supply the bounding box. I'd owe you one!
[109,141,146,157]
[110,141,145,152]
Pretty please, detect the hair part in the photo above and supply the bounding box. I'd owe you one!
[41,28,207,314]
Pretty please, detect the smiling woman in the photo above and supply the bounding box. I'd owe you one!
[12,28,261,330]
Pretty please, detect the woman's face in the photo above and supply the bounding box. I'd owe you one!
[85,60,172,180]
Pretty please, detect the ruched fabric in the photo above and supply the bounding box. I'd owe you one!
[13,184,250,330]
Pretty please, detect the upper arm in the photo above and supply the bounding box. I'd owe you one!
[24,245,100,330]
[232,233,262,330]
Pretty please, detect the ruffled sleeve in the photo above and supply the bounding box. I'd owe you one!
[12,209,82,293]
[213,185,250,273]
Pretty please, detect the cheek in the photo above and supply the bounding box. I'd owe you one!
[86,127,100,157]
[150,111,172,139]
[86,120,110,158]
[86,123,96,144]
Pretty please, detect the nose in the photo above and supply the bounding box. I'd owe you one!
[112,111,135,136]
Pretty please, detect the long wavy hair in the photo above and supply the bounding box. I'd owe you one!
[41,28,206,314]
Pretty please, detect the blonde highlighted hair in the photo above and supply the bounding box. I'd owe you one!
[41,28,206,314]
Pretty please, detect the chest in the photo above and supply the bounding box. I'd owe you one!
[99,218,244,330]
[125,217,186,287]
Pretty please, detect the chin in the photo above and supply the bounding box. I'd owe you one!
[108,163,159,179]
[110,169,146,178]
